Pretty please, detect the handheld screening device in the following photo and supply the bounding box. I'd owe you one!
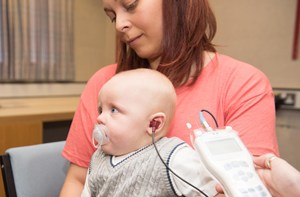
[192,126,271,197]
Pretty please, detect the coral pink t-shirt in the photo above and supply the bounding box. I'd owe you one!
[62,53,279,168]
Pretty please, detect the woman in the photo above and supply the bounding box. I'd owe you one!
[60,0,279,196]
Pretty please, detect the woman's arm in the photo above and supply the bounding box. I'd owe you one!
[60,163,88,197]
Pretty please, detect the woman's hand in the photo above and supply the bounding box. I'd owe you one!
[253,154,300,197]
[215,154,300,197]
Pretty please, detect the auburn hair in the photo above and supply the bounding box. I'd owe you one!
[116,0,217,87]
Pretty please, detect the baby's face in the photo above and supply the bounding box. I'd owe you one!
[96,79,152,156]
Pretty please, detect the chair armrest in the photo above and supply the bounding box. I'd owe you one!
[0,154,17,197]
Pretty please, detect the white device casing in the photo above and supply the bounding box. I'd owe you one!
[192,126,271,197]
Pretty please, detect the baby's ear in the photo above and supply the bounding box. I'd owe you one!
[146,112,166,135]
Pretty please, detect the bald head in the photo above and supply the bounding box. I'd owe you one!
[100,68,177,128]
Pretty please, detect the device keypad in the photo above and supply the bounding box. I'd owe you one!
[223,160,268,197]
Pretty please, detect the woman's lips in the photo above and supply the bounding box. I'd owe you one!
[127,34,142,46]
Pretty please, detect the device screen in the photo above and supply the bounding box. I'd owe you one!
[206,138,242,155]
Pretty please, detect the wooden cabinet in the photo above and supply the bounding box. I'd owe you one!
[0,96,79,196]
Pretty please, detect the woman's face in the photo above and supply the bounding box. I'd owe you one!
[102,0,163,64]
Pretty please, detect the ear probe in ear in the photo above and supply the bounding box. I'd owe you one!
[150,120,160,132]
[92,124,110,148]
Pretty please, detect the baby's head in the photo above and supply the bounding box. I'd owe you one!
[96,68,176,156]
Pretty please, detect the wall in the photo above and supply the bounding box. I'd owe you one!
[276,109,300,170]
[3,1,297,87]
[210,0,300,88]
[209,0,300,170]
[75,0,300,88]
[74,0,116,82]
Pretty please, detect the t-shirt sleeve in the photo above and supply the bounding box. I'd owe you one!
[169,144,218,197]
[62,64,116,167]
[222,61,278,156]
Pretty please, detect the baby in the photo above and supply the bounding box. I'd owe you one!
[81,68,218,197]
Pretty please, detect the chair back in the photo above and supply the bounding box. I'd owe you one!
[0,141,69,197]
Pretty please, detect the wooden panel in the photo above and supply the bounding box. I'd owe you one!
[0,97,79,121]
[0,121,42,197]
[0,96,79,196]
[0,174,4,197]
[0,121,43,154]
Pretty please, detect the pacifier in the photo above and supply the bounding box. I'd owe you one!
[92,124,110,148]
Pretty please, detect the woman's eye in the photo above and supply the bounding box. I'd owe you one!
[125,0,138,11]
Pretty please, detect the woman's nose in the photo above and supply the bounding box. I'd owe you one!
[115,14,131,33]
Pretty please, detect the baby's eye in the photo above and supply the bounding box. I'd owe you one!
[111,107,119,113]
